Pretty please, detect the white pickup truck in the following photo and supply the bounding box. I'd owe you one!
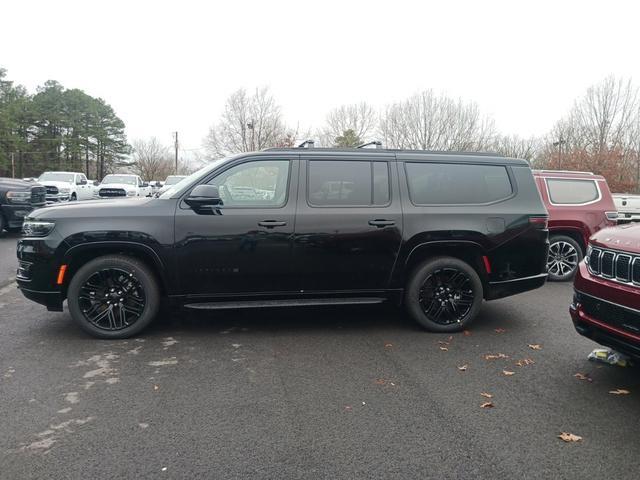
[37,171,94,202]
[95,174,152,199]
[613,194,640,222]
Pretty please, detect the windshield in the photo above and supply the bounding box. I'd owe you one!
[158,158,230,199]
[102,175,137,185]
[164,176,186,185]
[38,173,74,183]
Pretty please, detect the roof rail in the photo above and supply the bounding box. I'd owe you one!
[297,139,315,149]
[536,169,594,175]
[356,141,383,149]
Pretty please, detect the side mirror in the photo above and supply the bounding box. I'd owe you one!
[78,179,87,185]
[185,184,223,209]
[142,182,149,187]
[93,180,100,186]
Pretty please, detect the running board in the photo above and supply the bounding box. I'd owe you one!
[184,297,386,310]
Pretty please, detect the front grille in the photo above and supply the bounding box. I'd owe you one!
[99,188,126,197]
[45,185,58,195]
[30,186,46,205]
[588,247,640,286]
[577,290,640,336]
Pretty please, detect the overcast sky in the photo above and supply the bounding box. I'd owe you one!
[2,0,639,156]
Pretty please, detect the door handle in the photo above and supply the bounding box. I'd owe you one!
[368,219,395,227]
[258,220,287,228]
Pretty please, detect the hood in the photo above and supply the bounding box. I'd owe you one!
[40,180,74,189]
[0,177,40,190]
[590,223,640,254]
[29,197,154,220]
[98,183,138,190]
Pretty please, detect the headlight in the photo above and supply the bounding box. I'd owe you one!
[22,220,55,237]
[6,191,31,204]
[127,190,136,196]
[59,187,71,194]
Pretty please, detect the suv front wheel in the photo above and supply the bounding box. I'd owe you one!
[67,255,160,339]
[547,235,582,282]
[405,257,483,332]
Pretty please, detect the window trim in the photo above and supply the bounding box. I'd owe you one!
[544,177,602,206]
[181,158,293,210]
[403,161,516,207]
[306,159,392,209]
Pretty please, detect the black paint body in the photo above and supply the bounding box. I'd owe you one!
[16,149,549,312]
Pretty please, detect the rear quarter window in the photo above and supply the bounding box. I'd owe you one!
[405,162,513,205]
[546,179,599,204]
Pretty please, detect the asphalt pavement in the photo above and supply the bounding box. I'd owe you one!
[0,250,639,479]
[0,232,19,287]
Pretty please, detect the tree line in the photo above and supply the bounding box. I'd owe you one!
[0,68,130,180]
[205,77,640,192]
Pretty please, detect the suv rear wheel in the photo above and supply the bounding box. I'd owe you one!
[67,255,160,339]
[547,235,582,281]
[405,257,483,332]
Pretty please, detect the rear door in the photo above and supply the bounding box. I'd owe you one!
[292,154,403,292]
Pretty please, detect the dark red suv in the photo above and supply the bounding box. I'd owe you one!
[571,222,640,360]
[534,170,618,281]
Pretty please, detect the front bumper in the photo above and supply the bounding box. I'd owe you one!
[485,272,548,300]
[45,194,70,202]
[1,204,37,228]
[570,262,640,360]
[18,286,63,311]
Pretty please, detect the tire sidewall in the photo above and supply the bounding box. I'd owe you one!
[67,255,160,339]
[406,257,483,333]
[547,235,583,282]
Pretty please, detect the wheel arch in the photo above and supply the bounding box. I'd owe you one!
[549,229,586,254]
[60,242,168,297]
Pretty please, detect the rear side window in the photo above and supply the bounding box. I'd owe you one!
[546,179,599,204]
[405,162,512,205]
[308,160,390,207]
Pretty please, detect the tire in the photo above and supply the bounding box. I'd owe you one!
[547,235,583,282]
[405,256,483,333]
[0,214,5,236]
[67,255,160,339]
[70,193,77,201]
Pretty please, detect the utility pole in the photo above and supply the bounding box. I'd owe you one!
[552,136,566,169]
[11,152,15,178]
[173,132,179,174]
[247,120,255,151]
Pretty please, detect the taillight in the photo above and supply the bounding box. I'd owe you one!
[605,211,618,222]
[529,216,548,229]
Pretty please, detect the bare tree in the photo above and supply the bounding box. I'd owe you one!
[204,87,292,157]
[130,137,173,181]
[379,90,496,151]
[491,134,540,163]
[319,102,377,146]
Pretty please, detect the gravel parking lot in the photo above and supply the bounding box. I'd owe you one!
[1,235,639,479]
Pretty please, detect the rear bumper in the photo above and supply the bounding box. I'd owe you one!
[571,262,640,360]
[17,285,64,311]
[485,273,547,300]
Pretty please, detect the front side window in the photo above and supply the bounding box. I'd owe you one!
[207,160,290,207]
[405,162,512,205]
[546,179,599,204]
[308,160,390,207]
[102,175,137,185]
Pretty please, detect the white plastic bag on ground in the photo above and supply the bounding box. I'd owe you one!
[587,348,632,367]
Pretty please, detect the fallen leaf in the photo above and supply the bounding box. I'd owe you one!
[153,385,159,391]
[447,336,453,342]
[463,330,472,336]
[480,402,494,408]
[438,341,449,346]
[573,373,593,382]
[516,358,535,367]
[439,346,449,351]
[494,328,507,334]
[384,343,393,348]
[480,392,493,398]
[609,389,630,395]
[457,364,468,372]
[484,353,509,360]
[558,432,582,442]
[374,379,386,385]
[502,370,515,376]
[528,344,542,350]
[344,405,353,411]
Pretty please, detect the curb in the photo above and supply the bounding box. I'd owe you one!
[0,276,16,291]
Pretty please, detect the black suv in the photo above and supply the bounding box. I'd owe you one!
[17,148,549,338]
[1,178,46,235]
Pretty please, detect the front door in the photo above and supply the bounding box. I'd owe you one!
[174,156,298,296]
[293,155,403,292]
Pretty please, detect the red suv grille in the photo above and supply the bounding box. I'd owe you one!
[588,247,640,284]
